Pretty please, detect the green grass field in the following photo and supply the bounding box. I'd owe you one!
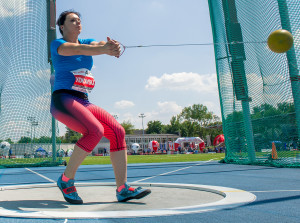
[2,150,299,167]
[66,153,225,165]
[0,153,224,168]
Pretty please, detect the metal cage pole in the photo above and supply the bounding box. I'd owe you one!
[47,0,57,162]
[207,0,232,157]
[277,0,300,142]
[209,0,256,162]
[221,0,256,162]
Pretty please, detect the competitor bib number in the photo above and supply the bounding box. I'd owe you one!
[71,68,95,93]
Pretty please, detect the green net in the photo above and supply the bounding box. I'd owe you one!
[0,0,62,168]
[208,0,300,167]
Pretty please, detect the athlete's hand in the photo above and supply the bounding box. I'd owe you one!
[103,37,121,58]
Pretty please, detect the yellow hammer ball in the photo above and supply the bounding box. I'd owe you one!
[267,29,294,53]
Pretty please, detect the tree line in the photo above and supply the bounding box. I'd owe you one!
[0,104,219,144]
[50,104,222,144]
[122,104,223,142]
[2,102,294,145]
[225,102,297,148]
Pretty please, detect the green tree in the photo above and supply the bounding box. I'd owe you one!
[58,136,66,143]
[37,136,52,143]
[64,127,82,143]
[146,120,163,134]
[277,102,295,114]
[163,116,181,135]
[251,103,281,119]
[226,110,243,123]
[18,137,31,143]
[179,104,214,127]
[69,135,80,143]
[180,120,199,137]
[176,104,220,138]
[121,120,135,134]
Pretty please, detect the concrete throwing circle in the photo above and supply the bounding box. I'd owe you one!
[0,182,256,219]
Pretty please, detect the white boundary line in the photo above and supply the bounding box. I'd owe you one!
[0,182,256,219]
[134,159,215,183]
[25,168,56,183]
[250,189,300,193]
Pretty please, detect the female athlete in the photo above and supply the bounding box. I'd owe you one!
[50,10,151,204]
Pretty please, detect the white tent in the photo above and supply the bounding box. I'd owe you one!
[175,137,204,144]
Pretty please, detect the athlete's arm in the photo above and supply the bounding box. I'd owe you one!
[90,41,106,46]
[57,37,120,57]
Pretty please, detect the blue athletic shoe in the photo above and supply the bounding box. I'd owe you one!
[57,174,83,204]
[116,183,151,202]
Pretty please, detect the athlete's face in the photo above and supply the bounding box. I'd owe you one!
[61,13,82,36]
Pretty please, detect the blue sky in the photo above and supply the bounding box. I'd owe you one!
[56,0,220,130]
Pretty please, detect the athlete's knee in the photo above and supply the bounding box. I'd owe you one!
[110,125,126,153]
[89,124,104,142]
[77,124,104,153]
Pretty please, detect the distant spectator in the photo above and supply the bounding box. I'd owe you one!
[178,146,181,154]
[9,148,12,159]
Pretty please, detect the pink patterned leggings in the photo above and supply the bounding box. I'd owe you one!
[51,90,126,153]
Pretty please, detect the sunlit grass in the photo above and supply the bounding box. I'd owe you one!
[64,153,225,165]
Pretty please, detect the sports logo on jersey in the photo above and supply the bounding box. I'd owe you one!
[70,68,95,93]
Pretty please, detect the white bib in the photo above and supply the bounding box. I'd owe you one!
[70,68,95,93]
